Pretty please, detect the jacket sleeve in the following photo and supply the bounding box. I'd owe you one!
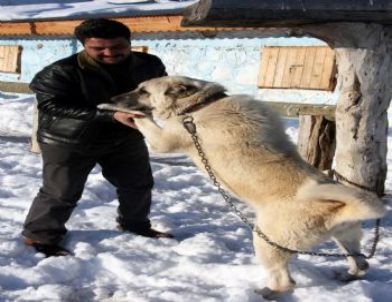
[154,56,168,77]
[30,64,113,122]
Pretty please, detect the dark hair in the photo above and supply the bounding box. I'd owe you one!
[74,18,131,44]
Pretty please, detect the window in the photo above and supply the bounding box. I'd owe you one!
[0,45,22,73]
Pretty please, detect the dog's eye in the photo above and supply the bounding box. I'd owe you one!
[138,87,149,95]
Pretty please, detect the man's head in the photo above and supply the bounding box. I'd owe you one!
[75,18,131,65]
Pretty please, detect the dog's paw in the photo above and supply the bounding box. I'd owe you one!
[98,103,146,116]
[255,287,294,300]
[98,103,120,111]
[334,270,366,283]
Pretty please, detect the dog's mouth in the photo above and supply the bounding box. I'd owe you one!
[97,103,153,115]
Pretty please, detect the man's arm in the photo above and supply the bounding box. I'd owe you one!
[30,64,113,122]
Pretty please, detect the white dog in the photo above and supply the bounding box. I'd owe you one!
[99,76,385,298]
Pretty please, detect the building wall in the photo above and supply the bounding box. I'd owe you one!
[0,30,338,104]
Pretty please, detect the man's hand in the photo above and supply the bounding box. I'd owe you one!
[113,111,145,129]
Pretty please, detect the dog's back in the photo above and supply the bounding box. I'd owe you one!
[195,95,299,155]
[192,95,385,224]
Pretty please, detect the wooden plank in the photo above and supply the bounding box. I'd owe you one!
[0,45,21,73]
[290,47,307,88]
[131,45,148,53]
[309,46,327,89]
[258,47,280,87]
[30,104,40,154]
[264,101,336,120]
[300,47,317,88]
[257,48,270,87]
[0,46,4,71]
[320,47,336,90]
[0,15,253,36]
[0,81,31,94]
[0,22,32,35]
[34,20,81,35]
[272,47,288,87]
[281,46,298,87]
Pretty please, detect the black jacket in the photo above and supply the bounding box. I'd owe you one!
[30,51,167,149]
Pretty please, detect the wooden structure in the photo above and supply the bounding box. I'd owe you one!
[258,46,336,91]
[0,45,22,73]
[182,0,392,195]
[0,15,250,36]
[0,16,185,35]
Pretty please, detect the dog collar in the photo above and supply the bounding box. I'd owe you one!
[176,91,227,116]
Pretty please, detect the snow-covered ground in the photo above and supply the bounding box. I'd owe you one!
[0,1,391,300]
[0,92,391,302]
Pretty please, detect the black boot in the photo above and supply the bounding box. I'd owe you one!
[118,225,174,239]
[24,238,71,257]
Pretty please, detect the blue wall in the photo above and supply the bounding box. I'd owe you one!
[0,30,338,104]
[0,37,78,82]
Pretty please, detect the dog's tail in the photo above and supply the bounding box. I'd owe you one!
[297,180,386,225]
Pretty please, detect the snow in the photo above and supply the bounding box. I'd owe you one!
[0,91,391,302]
[0,0,198,21]
[0,1,391,301]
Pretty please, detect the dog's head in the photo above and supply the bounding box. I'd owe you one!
[102,76,226,119]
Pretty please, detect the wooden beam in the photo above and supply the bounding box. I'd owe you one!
[0,15,247,37]
[264,101,336,120]
[0,22,32,35]
[0,81,31,94]
[0,79,335,120]
[0,79,336,120]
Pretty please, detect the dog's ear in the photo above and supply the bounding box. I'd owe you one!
[165,84,199,99]
[173,81,226,114]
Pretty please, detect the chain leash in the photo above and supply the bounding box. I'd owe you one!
[182,115,381,259]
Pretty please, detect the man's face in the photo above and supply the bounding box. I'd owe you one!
[83,37,130,65]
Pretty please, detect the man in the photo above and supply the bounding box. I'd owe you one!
[22,18,172,257]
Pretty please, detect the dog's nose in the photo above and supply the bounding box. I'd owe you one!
[111,94,127,103]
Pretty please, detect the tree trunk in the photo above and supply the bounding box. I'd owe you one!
[297,115,336,171]
[334,28,392,195]
[300,23,392,196]
[306,24,392,195]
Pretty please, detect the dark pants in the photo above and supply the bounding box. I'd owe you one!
[22,139,154,244]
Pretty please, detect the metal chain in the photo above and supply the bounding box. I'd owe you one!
[182,116,381,259]
[332,169,376,193]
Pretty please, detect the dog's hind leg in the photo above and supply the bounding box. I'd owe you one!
[332,222,369,280]
[253,236,295,298]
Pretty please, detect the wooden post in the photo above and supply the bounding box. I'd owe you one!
[297,115,336,171]
[304,23,392,195]
[30,103,41,153]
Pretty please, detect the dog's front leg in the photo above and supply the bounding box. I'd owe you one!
[135,117,182,153]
